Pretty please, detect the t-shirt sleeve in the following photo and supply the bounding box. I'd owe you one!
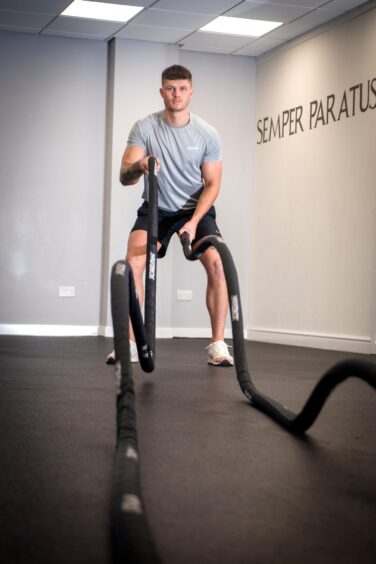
[203,129,222,162]
[127,121,145,149]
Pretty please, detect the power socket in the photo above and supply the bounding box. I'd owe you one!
[177,289,192,301]
[58,286,75,298]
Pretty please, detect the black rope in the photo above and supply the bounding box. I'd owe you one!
[180,232,376,433]
[110,157,161,563]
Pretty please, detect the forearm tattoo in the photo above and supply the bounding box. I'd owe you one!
[120,161,143,184]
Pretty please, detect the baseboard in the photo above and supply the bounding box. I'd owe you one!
[247,327,373,354]
[0,324,234,340]
[99,326,174,339]
[100,327,235,339]
[1,324,371,354]
[172,327,243,339]
[0,324,100,337]
[98,325,112,338]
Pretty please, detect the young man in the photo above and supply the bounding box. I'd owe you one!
[107,64,233,366]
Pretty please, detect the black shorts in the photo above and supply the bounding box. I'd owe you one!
[131,201,222,257]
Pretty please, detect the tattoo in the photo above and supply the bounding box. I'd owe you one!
[120,161,143,184]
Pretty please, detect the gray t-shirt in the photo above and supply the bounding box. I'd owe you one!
[127,110,222,212]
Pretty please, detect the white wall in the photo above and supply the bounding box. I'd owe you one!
[0,32,107,332]
[101,39,255,338]
[249,6,376,353]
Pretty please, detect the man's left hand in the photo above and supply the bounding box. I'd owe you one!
[178,219,198,243]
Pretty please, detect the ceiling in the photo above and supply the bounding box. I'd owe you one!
[0,0,371,56]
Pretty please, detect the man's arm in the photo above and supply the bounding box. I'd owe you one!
[178,160,222,242]
[119,146,160,185]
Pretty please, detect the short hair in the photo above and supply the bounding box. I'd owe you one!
[161,65,192,84]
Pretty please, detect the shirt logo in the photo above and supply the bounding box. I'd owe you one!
[187,146,199,150]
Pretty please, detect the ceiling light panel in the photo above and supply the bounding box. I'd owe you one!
[61,0,143,22]
[200,16,283,38]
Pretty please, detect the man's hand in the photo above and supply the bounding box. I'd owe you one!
[178,218,198,243]
[177,160,221,240]
[120,147,160,185]
[139,155,161,174]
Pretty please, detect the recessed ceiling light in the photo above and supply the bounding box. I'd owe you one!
[200,16,282,38]
[61,0,144,23]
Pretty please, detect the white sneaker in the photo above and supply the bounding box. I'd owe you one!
[106,341,139,364]
[206,341,233,367]
[129,340,139,363]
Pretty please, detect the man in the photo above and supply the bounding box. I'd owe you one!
[107,64,233,366]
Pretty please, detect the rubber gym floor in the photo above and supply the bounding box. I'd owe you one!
[0,336,375,564]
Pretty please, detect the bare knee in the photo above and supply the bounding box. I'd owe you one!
[201,249,225,285]
[126,229,161,278]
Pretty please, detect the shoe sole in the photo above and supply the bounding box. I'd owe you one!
[106,356,138,365]
[208,359,233,367]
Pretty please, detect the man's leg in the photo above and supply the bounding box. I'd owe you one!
[198,244,233,366]
[126,230,148,341]
[199,246,228,341]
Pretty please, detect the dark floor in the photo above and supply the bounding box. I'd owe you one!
[0,336,375,564]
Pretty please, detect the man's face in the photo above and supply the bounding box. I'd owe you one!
[160,79,193,113]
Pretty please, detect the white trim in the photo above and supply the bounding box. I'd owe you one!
[0,324,99,337]
[0,324,237,340]
[247,327,372,354]
[172,327,231,339]
[371,334,376,355]
[172,327,247,339]
[156,327,174,339]
[100,326,235,339]
[2,324,371,354]
[98,325,113,338]
[99,326,174,339]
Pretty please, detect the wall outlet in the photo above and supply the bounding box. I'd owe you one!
[177,289,192,301]
[58,286,75,298]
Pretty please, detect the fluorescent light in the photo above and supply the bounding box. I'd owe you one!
[200,16,282,38]
[61,1,143,23]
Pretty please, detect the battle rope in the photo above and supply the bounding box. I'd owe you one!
[179,235,376,433]
[110,157,161,563]
[110,156,376,562]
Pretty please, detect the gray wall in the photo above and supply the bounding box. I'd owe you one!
[1,5,375,354]
[250,6,376,353]
[0,31,107,331]
[0,31,254,338]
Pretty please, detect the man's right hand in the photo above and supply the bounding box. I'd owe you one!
[120,146,160,185]
[139,156,161,174]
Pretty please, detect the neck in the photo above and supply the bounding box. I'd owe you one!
[163,108,190,127]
